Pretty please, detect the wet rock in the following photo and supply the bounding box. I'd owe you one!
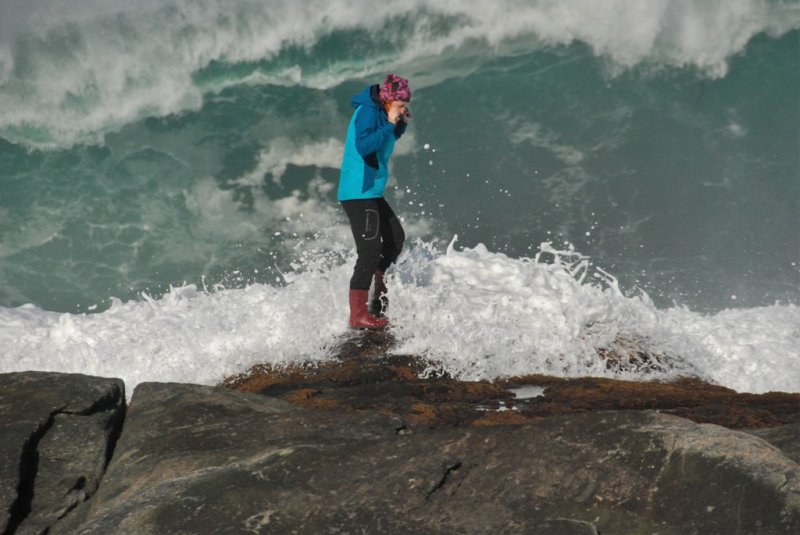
[507,375,800,429]
[53,382,800,534]
[224,332,800,431]
[0,371,125,535]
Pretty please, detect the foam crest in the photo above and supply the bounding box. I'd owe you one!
[1,0,796,147]
[389,239,800,391]
[390,238,669,380]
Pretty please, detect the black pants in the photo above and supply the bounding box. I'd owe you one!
[341,197,405,290]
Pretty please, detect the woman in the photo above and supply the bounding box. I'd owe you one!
[338,74,411,329]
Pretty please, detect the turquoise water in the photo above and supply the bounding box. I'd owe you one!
[1,0,798,313]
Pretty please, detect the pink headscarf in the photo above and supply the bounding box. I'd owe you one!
[379,74,411,102]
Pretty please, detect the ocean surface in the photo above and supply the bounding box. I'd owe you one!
[1,0,798,395]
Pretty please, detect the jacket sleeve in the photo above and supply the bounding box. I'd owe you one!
[354,106,396,157]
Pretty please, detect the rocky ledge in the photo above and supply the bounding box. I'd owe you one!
[225,331,800,432]
[0,372,125,535]
[2,332,799,534]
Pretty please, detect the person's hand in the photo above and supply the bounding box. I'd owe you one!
[402,108,412,122]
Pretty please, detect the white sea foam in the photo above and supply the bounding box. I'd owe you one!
[1,0,796,147]
[0,255,353,397]
[232,138,345,188]
[1,239,797,397]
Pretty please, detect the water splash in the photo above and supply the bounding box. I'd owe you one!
[2,240,796,396]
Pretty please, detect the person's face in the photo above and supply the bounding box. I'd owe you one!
[385,100,408,115]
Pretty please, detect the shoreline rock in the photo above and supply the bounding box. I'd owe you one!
[223,331,800,432]
[3,332,799,533]
[0,372,125,535]
[51,383,800,534]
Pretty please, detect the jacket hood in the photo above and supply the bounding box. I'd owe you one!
[350,85,382,110]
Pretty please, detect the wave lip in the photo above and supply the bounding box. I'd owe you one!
[1,0,797,148]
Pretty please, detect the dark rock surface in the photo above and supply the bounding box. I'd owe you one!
[0,372,125,535]
[56,382,800,535]
[747,423,800,463]
[5,331,800,534]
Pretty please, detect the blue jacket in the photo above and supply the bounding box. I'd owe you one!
[338,85,407,201]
